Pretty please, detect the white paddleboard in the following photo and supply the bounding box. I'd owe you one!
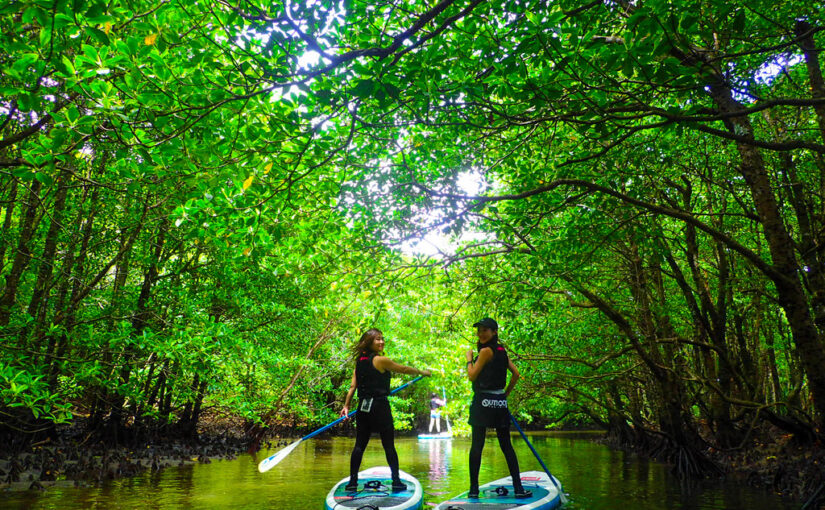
[434,470,563,510]
[417,431,453,440]
[325,466,423,510]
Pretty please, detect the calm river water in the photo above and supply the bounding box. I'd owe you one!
[2,432,796,509]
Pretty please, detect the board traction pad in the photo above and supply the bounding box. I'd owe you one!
[434,472,561,510]
[326,468,421,510]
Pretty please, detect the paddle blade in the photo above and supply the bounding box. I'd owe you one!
[258,439,302,473]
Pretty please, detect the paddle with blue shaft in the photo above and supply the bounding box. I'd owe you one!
[510,411,568,504]
[441,386,452,434]
[258,375,424,473]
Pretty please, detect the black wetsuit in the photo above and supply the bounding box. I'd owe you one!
[349,352,401,484]
[468,340,524,493]
[356,352,393,432]
[469,340,510,428]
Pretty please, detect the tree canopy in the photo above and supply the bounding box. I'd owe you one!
[2,0,824,476]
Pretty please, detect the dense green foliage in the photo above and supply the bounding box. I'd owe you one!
[2,0,824,477]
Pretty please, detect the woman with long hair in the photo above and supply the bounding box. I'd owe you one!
[340,328,431,492]
[464,317,532,499]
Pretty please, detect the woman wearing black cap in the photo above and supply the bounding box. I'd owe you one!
[464,317,532,499]
[340,328,431,493]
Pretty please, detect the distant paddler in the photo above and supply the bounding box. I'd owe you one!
[429,392,446,433]
[340,328,432,493]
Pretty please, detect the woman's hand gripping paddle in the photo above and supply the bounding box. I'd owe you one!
[258,375,424,473]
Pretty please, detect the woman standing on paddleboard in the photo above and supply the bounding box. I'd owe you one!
[465,317,532,499]
[340,328,431,492]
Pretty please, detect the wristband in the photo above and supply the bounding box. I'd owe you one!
[466,360,473,366]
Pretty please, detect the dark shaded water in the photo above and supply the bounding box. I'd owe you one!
[2,432,796,509]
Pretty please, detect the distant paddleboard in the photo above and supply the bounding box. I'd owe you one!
[417,431,453,440]
[325,466,423,510]
[434,471,563,510]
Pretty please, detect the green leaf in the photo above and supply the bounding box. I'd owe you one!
[54,13,74,30]
[39,25,52,47]
[85,26,111,45]
[352,79,375,99]
[732,9,746,33]
[57,55,76,76]
[17,93,35,111]
[652,38,671,58]
[66,105,80,124]
[621,57,634,78]
[85,2,106,18]
[35,172,55,187]
[384,83,401,99]
[680,13,699,32]
[82,44,99,62]
[12,167,35,180]
[22,7,41,24]
[13,53,38,73]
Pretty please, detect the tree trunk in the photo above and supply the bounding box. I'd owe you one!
[795,21,825,144]
[0,177,18,269]
[627,246,712,467]
[161,360,179,424]
[707,80,825,433]
[567,267,718,477]
[147,359,169,411]
[605,381,635,446]
[112,220,167,437]
[26,168,71,344]
[178,374,201,438]
[49,186,99,392]
[0,179,42,326]
[104,202,152,443]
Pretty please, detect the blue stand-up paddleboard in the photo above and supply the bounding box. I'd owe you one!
[434,471,563,510]
[325,466,423,510]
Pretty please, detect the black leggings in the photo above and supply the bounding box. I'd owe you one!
[469,426,523,491]
[349,426,400,482]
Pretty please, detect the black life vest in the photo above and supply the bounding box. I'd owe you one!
[356,352,391,398]
[473,340,508,392]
